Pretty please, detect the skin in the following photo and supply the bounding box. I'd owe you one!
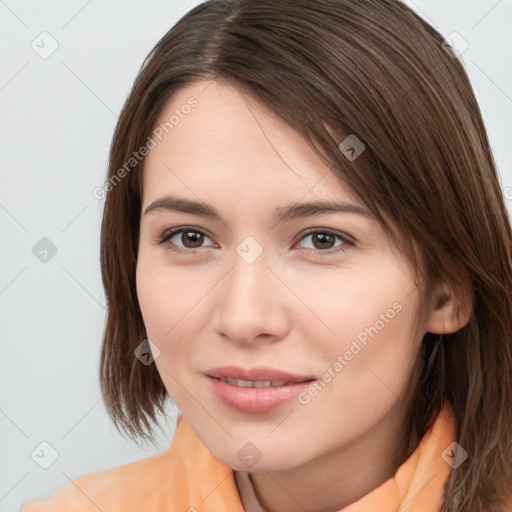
[136,80,465,512]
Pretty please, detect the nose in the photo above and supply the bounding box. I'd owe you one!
[213,245,291,346]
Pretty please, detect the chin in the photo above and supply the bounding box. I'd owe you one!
[209,439,308,472]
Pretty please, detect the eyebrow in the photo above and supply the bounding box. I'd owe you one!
[143,195,373,223]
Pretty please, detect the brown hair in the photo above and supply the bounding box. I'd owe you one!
[99,0,512,510]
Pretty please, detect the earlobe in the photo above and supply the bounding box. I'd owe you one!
[425,282,472,334]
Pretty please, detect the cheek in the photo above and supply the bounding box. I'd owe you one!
[327,285,421,407]
[297,278,422,435]
[294,263,420,358]
[136,253,190,335]
[135,256,212,364]
[299,268,423,416]
[135,260,200,409]
[136,263,169,340]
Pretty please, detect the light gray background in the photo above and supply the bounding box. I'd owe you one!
[1,1,511,510]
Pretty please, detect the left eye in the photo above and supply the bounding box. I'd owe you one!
[296,230,351,253]
[156,227,352,254]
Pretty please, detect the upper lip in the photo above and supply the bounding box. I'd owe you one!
[206,365,315,383]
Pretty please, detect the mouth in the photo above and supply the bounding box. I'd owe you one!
[206,365,316,413]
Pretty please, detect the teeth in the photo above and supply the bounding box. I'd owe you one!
[219,377,288,387]
[254,381,272,388]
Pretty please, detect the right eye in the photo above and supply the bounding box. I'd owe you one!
[155,226,217,253]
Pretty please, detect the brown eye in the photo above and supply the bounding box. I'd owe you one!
[157,227,215,253]
[311,232,337,250]
[297,229,352,254]
[178,230,205,248]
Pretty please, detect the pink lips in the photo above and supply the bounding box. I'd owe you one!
[206,365,316,414]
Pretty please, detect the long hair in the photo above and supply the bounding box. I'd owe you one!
[99,1,512,510]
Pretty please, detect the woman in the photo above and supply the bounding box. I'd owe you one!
[21,0,512,511]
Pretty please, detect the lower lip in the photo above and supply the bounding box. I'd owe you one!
[208,376,314,413]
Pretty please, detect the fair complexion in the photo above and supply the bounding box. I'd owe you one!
[136,80,464,512]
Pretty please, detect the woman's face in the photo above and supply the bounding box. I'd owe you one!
[136,80,428,471]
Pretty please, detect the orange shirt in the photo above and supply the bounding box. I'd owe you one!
[21,403,457,512]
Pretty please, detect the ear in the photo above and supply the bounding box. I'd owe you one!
[425,281,472,334]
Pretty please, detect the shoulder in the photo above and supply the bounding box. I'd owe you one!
[19,415,242,512]
[19,472,103,512]
[19,448,175,512]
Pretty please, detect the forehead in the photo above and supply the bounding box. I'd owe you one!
[141,80,358,209]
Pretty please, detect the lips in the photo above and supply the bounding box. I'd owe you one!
[206,365,315,384]
[206,365,317,413]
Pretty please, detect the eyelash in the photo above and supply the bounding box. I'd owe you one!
[154,226,354,255]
